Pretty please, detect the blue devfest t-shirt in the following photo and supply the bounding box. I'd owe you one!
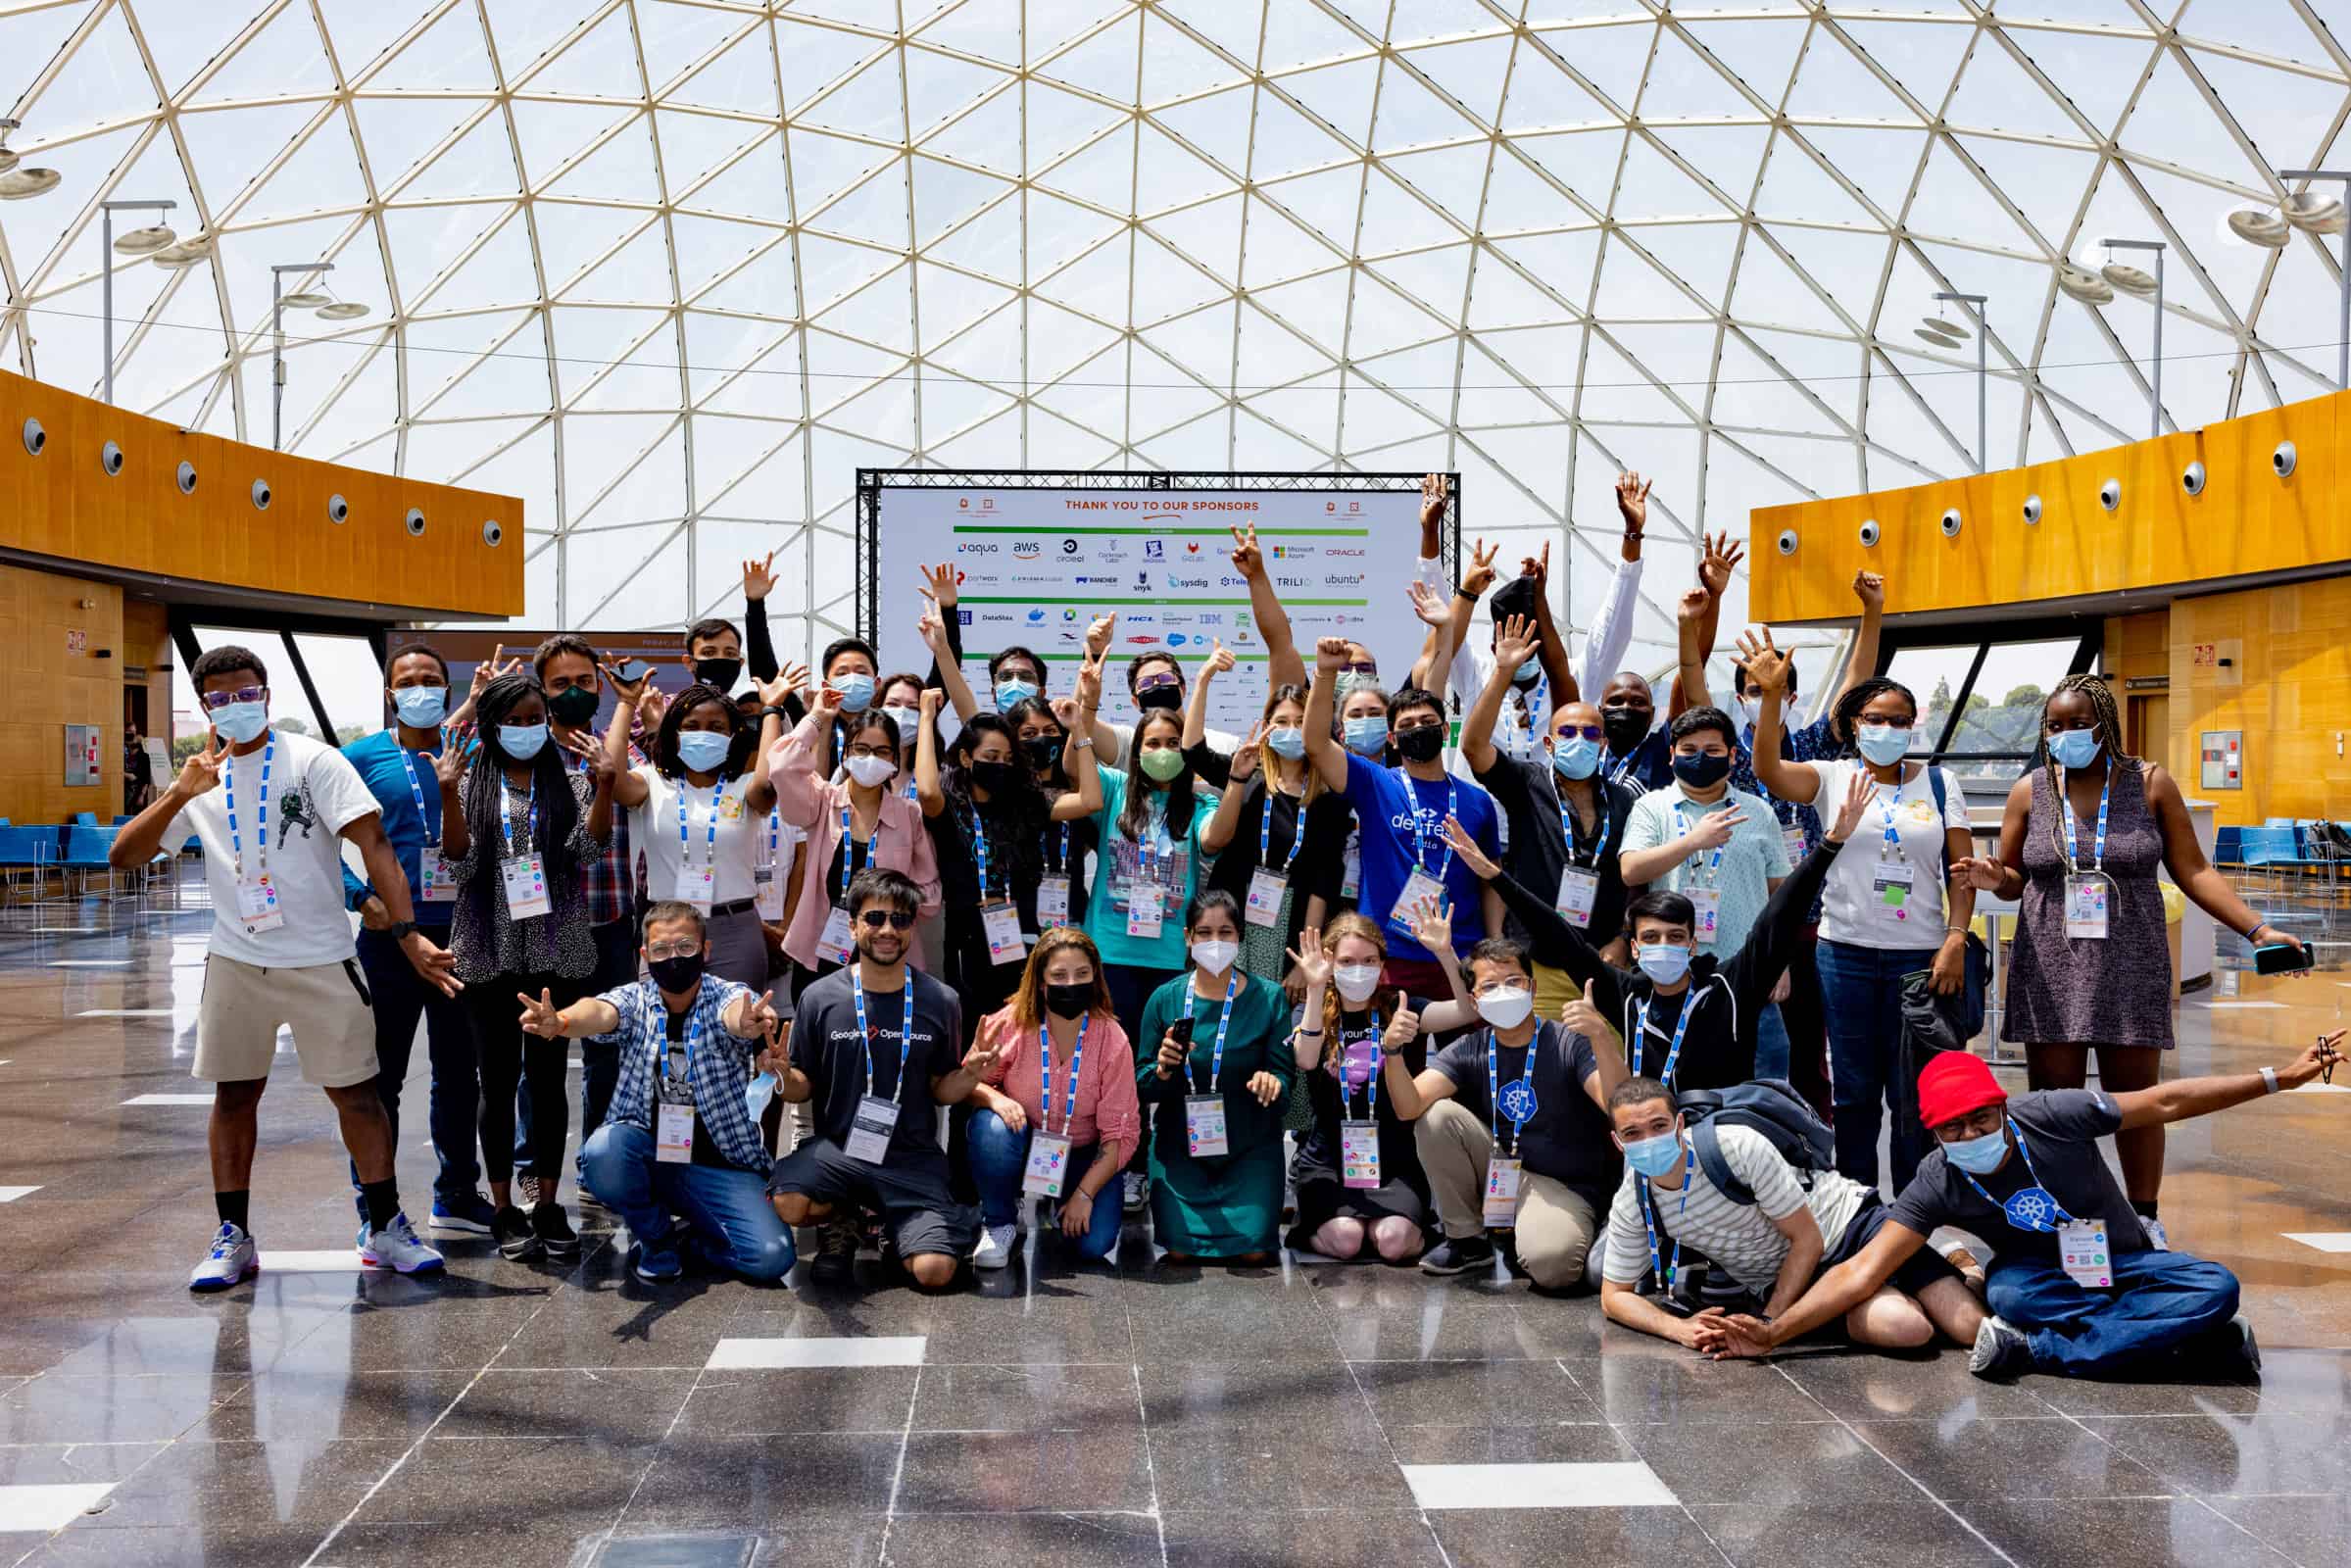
[1341,754,1501,962]
[339,728,447,925]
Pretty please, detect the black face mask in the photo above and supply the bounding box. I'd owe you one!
[648,951,706,994]
[547,684,601,727]
[1601,709,1651,753]
[1672,752,1732,788]
[1136,683,1183,712]
[970,760,1014,795]
[1395,723,1445,763]
[693,658,743,692]
[1021,735,1062,772]
[1044,981,1093,1020]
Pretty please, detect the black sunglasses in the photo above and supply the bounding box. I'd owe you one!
[1553,723,1604,742]
[857,909,916,930]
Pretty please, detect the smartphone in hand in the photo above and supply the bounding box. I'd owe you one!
[2253,942,2314,976]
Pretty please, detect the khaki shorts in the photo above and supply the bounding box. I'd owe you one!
[193,955,379,1088]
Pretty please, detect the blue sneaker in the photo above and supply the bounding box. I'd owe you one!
[431,1192,498,1235]
[633,1239,683,1283]
[361,1212,447,1275]
[190,1223,258,1292]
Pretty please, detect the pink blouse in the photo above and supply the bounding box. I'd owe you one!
[768,713,942,971]
[969,1004,1141,1152]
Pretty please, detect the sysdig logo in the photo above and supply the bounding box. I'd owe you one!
[1171,574,1211,589]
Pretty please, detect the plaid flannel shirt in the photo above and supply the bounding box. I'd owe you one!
[594,973,767,1173]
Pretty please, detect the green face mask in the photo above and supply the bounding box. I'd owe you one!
[1138,747,1186,783]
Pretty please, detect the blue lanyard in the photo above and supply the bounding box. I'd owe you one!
[1877,767,1909,855]
[850,964,915,1101]
[1047,821,1070,873]
[678,774,725,879]
[965,801,993,898]
[1339,1009,1382,1122]
[1506,674,1545,755]
[1038,1015,1087,1136]
[1188,968,1241,1096]
[1258,784,1301,877]
[1673,801,1726,882]
[837,804,869,902]
[1638,1140,1697,1290]
[1485,1020,1542,1153]
[1632,991,1697,1085]
[500,775,537,858]
[1401,770,1459,877]
[2059,765,2110,874]
[1605,743,1644,786]
[398,738,442,843]
[223,733,274,879]
[766,806,781,869]
[1957,1123,2080,1233]
[659,991,701,1088]
[1556,780,1607,868]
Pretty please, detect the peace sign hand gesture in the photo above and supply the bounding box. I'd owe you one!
[1441,815,1498,880]
[517,988,565,1039]
[175,736,226,798]
[469,644,522,702]
[1462,538,1500,599]
[1227,522,1264,581]
[1229,720,1263,782]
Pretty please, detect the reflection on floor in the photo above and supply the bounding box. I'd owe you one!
[0,884,2346,1568]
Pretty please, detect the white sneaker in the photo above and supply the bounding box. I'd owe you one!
[1122,1171,1148,1213]
[971,1223,1016,1271]
[360,1211,448,1275]
[190,1223,258,1292]
[1968,1315,2033,1379]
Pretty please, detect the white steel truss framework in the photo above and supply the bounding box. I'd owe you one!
[1,0,2346,669]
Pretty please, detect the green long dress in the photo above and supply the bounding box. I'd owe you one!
[1135,967,1297,1257]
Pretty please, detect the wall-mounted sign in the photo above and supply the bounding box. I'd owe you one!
[66,628,85,656]
[65,724,101,787]
[2125,675,2169,692]
[2199,730,2241,791]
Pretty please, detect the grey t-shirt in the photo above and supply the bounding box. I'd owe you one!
[1887,1089,2147,1267]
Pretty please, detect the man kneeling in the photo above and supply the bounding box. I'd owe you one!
[765,868,986,1292]
[1597,1076,1982,1351]
[523,902,795,1284]
[1698,1038,2344,1378]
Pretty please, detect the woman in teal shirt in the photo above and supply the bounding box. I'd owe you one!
[1135,891,1295,1262]
[1085,706,1219,1043]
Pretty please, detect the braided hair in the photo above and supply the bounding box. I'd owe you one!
[652,681,753,778]
[463,672,583,932]
[1825,676,1917,757]
[2036,673,2136,862]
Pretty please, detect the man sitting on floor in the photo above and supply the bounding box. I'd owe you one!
[1694,1037,2345,1378]
[766,867,987,1291]
[522,901,795,1284]
[1597,1075,1983,1352]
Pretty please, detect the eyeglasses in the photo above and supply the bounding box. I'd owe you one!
[1553,724,1604,743]
[857,909,916,930]
[200,686,267,710]
[1342,662,1378,675]
[1135,671,1181,691]
[646,942,702,960]
[846,745,893,760]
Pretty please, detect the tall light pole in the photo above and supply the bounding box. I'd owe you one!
[2101,239,2166,439]
[98,198,176,404]
[1932,290,1988,472]
[270,262,332,452]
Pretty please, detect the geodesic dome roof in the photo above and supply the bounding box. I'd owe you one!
[3,1,2347,663]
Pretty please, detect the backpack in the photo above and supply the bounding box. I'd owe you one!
[1669,1079,1836,1204]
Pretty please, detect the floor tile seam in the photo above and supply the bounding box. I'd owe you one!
[1125,1360,1169,1568]
[873,1363,926,1566]
[600,1268,734,1556]
[1761,1360,2027,1568]
[1332,1313,1459,1568]
[2177,1494,2314,1568]
[291,1263,571,1568]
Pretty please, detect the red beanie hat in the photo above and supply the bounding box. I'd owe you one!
[1917,1051,2006,1131]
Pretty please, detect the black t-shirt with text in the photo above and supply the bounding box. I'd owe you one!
[1430,1020,1620,1203]
[788,965,965,1160]
[1292,996,1429,1193]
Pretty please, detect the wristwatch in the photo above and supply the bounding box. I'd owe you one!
[386,920,418,942]
[759,705,793,721]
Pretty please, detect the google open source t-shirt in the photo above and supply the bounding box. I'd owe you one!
[1341,754,1500,961]
[169,728,380,968]
[789,965,965,1160]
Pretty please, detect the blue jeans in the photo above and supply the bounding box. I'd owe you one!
[517,915,635,1188]
[580,1122,795,1283]
[1753,1002,1791,1082]
[1817,938,1941,1193]
[966,1108,1122,1261]
[1985,1250,2240,1376]
[351,924,476,1220]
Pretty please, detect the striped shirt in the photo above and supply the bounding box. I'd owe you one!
[1601,1125,1869,1295]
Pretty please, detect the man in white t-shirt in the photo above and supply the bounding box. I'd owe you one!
[109,645,460,1291]
[1597,1076,1982,1353]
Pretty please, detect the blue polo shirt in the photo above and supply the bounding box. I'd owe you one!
[1341,754,1501,961]
[339,728,449,925]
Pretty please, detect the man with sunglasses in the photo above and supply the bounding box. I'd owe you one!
[1695,1039,2344,1379]
[767,867,988,1290]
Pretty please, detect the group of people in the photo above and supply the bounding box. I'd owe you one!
[111,468,2341,1386]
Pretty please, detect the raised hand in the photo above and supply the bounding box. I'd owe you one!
[1074,653,1103,711]
[742,551,779,602]
[1949,853,2007,891]
[517,987,565,1039]
[1492,612,1538,674]
[1825,769,1872,846]
[1441,814,1499,880]
[1084,612,1117,660]
[2284,1028,2347,1089]
[1676,585,1710,625]
[1228,721,1262,782]
[917,560,958,611]
[808,681,843,722]
[469,644,522,701]
[1315,634,1352,673]
[1420,471,1448,528]
[963,1035,1003,1080]
[756,662,808,709]
[1247,1070,1283,1106]
[601,661,656,708]
[1227,522,1264,581]
[637,686,669,730]
[1519,539,1551,591]
[1852,569,1886,612]
[1462,538,1500,599]
[919,686,945,722]
[754,1016,793,1076]
[1050,695,1083,732]
[175,736,226,797]
[434,736,468,790]
[1401,890,1451,956]
[739,990,781,1039]
[1287,926,1333,991]
[1381,1006,1421,1055]
[1200,637,1235,681]
[1687,805,1748,851]
[1614,470,1652,534]
[1406,578,1451,630]
[1734,628,1790,697]
[916,608,952,659]
[1698,530,1745,599]
[1560,996,1616,1050]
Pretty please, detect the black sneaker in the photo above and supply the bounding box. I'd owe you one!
[809,1217,858,1286]
[1418,1236,1496,1276]
[493,1203,540,1261]
[1968,1315,2033,1381]
[531,1201,579,1258]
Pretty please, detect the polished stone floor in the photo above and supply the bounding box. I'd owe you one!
[1,879,2348,1567]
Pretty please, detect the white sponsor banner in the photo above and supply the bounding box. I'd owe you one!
[875,483,1431,735]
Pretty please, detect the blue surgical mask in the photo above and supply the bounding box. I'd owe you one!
[1551,737,1600,780]
[392,686,448,728]
[832,672,875,712]
[498,722,549,760]
[211,701,269,745]
[2048,728,2101,768]
[1515,658,1543,685]
[1635,941,1691,985]
[676,730,734,773]
[1855,723,1910,766]
[1943,1125,2009,1174]
[1343,714,1389,756]
[995,678,1039,712]
[1264,726,1305,760]
[1621,1130,1684,1180]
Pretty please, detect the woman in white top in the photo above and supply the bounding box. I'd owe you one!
[1740,634,1975,1195]
[603,669,799,986]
